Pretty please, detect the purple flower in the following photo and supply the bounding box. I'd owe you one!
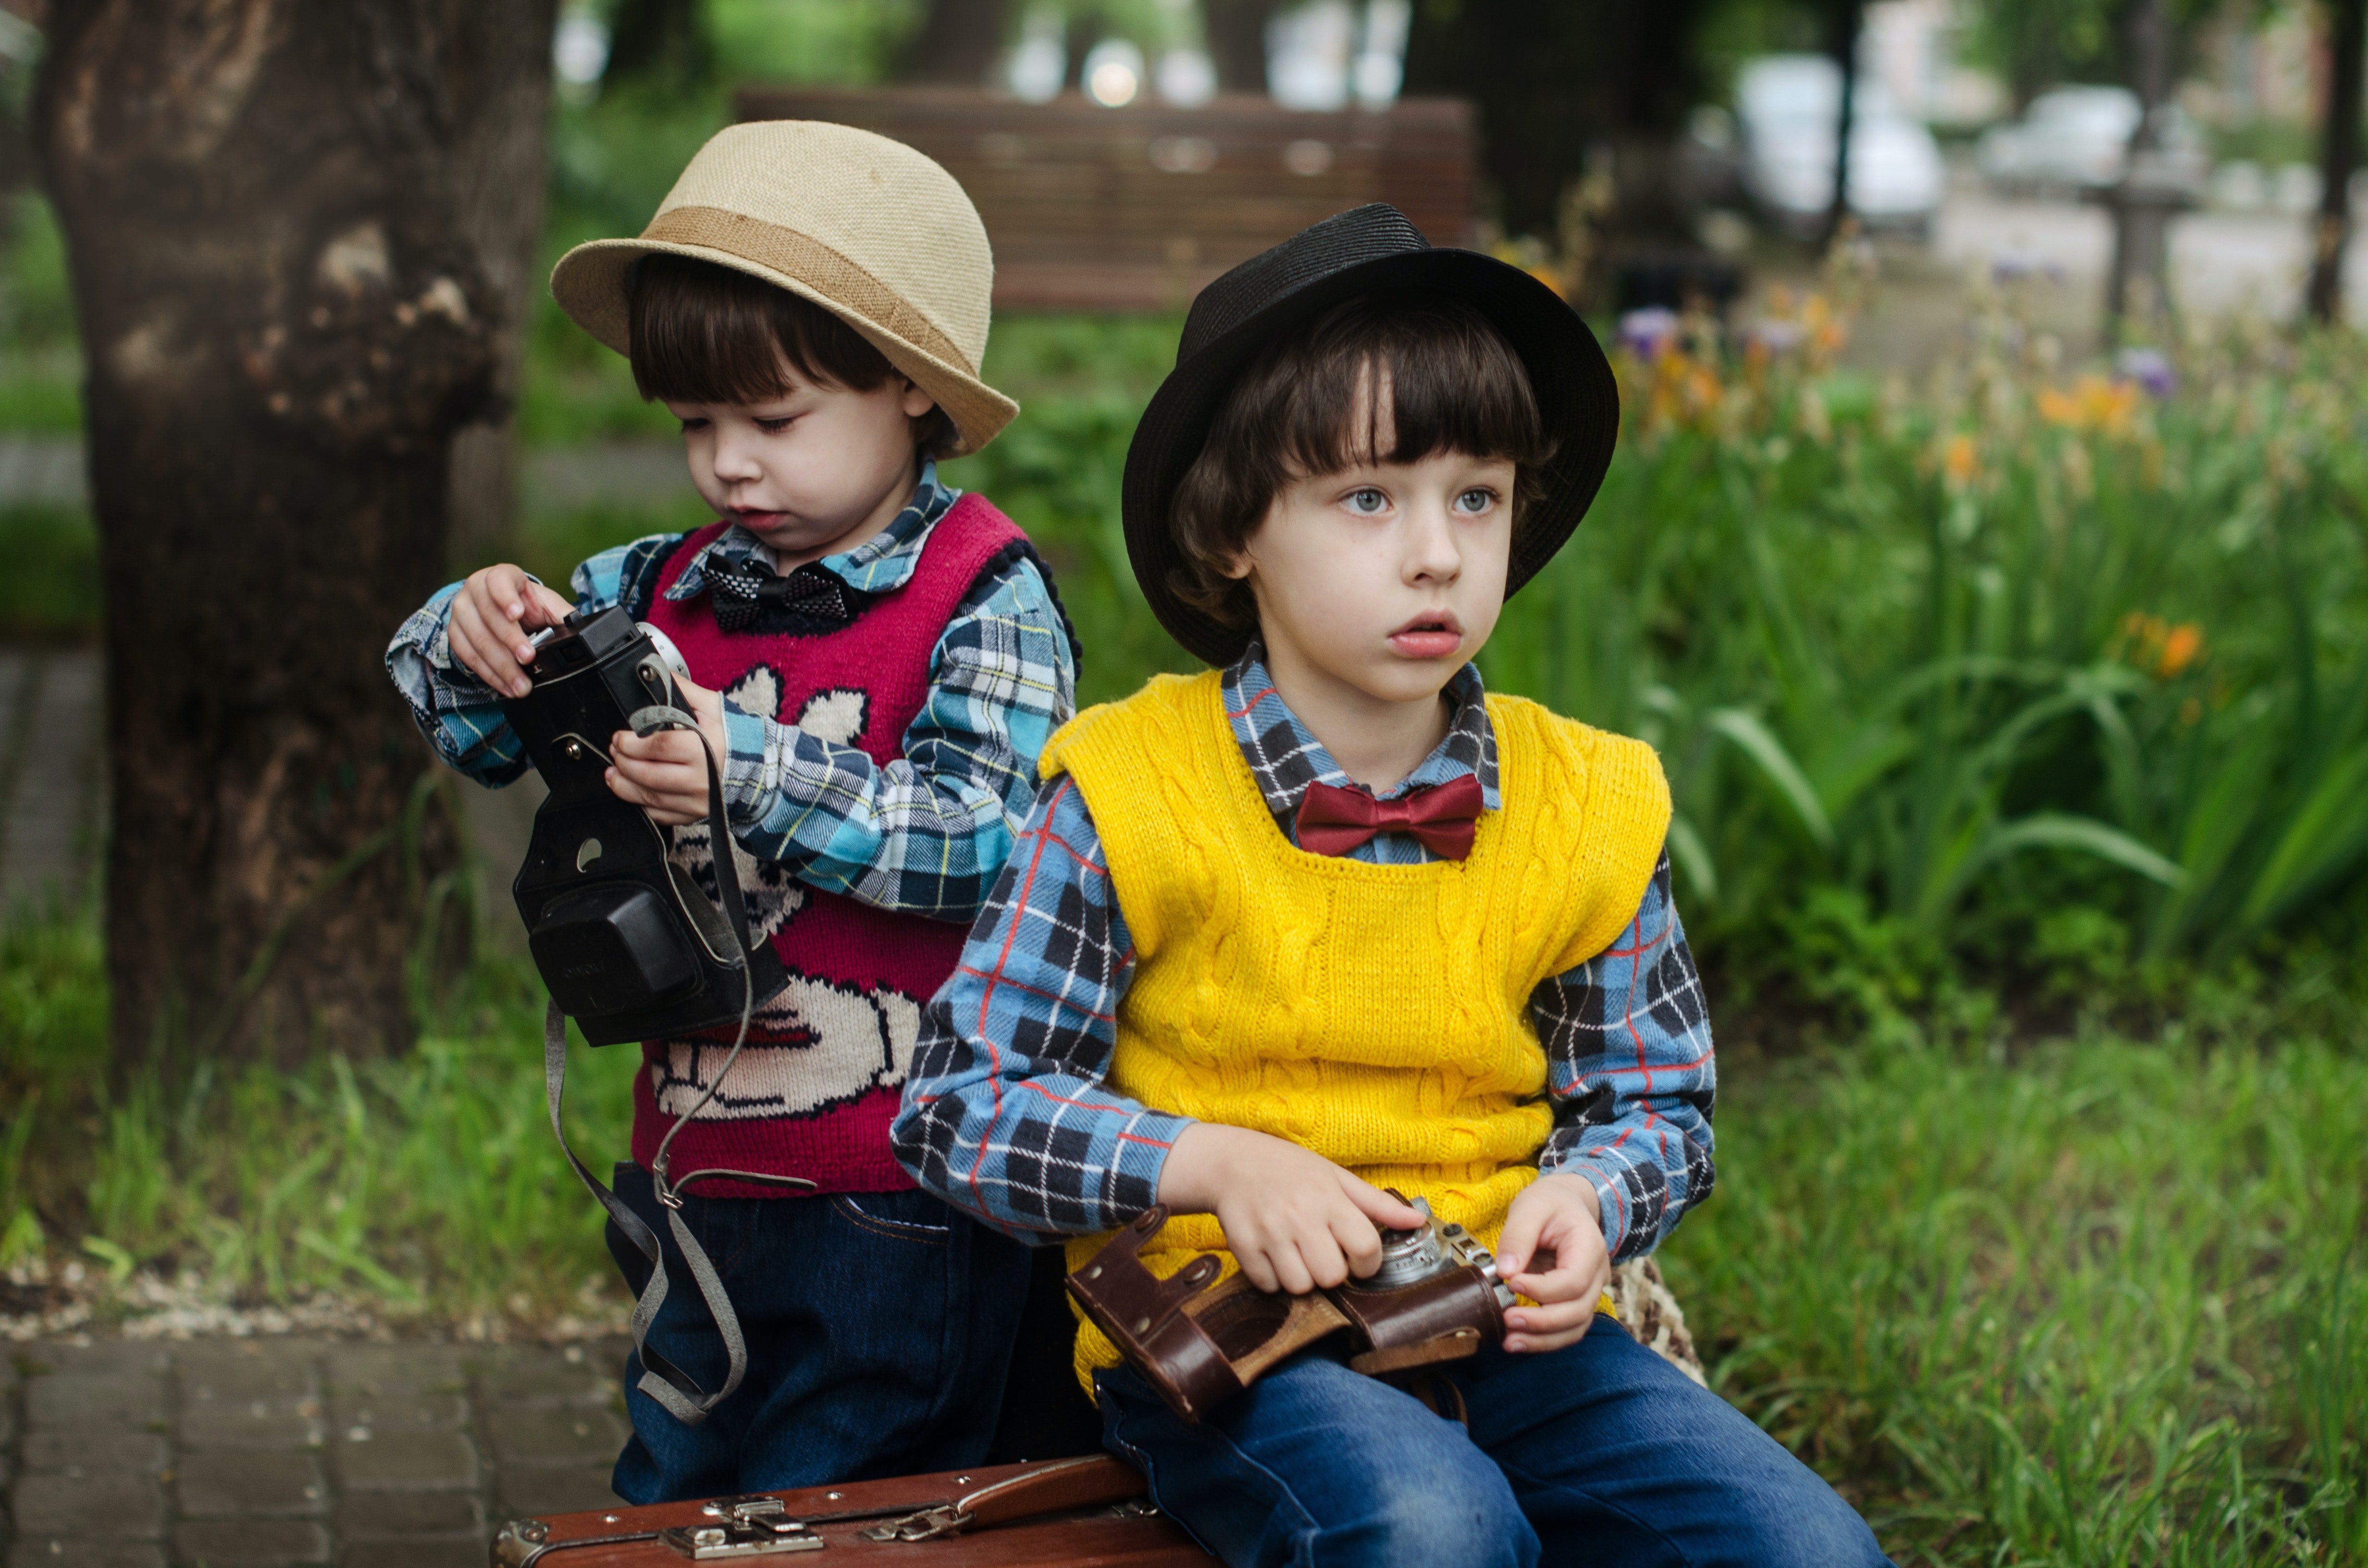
[1617,306,1680,360]
[2114,347,2177,398]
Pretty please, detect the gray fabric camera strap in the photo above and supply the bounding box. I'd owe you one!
[540,703,814,1427]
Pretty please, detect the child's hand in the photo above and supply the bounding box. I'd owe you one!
[448,564,574,698]
[1493,1173,1610,1353]
[1157,1124,1425,1295]
[606,678,730,826]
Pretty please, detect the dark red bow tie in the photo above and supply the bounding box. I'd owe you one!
[1294,774,1485,860]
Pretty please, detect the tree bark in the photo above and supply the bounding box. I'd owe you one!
[895,0,1011,86]
[1204,0,1273,95]
[36,0,553,1066]
[605,0,708,87]
[1404,0,1712,241]
[1823,0,1863,246]
[2308,0,2366,323]
[444,0,557,571]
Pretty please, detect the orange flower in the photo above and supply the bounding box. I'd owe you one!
[2116,612,2207,679]
[2037,375,2138,435]
[2158,623,2205,678]
[1942,433,1977,487]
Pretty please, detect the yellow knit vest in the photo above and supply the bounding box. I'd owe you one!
[1038,670,1672,1387]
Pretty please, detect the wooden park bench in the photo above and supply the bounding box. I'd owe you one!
[733,85,1478,311]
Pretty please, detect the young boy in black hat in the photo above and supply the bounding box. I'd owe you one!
[892,206,1888,1566]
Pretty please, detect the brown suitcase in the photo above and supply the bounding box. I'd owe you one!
[490,1455,1211,1566]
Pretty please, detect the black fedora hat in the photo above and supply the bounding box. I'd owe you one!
[1122,203,1620,667]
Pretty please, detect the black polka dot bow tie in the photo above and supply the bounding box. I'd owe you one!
[706,558,865,632]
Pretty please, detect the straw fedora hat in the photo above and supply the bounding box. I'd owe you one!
[550,121,1018,457]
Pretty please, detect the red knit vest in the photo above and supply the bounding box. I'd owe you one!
[633,493,1032,1195]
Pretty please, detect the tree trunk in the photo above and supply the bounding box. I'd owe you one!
[605,0,708,87]
[2308,0,2366,323]
[1204,0,1273,95]
[444,0,558,571]
[1403,0,1712,242]
[1824,0,1863,246]
[896,0,1011,86]
[35,0,553,1066]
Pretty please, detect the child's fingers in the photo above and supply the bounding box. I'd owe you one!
[1338,1172,1425,1234]
[1504,1294,1599,1342]
[1493,1197,1552,1282]
[447,599,531,697]
[1503,1305,1601,1355]
[522,583,575,629]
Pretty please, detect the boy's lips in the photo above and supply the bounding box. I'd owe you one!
[729,507,787,530]
[1389,611,1465,660]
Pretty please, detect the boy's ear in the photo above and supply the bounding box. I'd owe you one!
[897,377,938,419]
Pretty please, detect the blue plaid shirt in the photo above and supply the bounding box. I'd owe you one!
[892,646,1717,1259]
[385,464,1076,921]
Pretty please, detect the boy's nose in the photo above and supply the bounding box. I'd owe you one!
[1403,505,1463,584]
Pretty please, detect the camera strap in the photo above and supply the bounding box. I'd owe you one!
[541,703,814,1426]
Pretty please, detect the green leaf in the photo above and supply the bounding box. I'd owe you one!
[2234,746,2368,931]
[1666,812,1719,903]
[1706,708,1835,851]
[1976,813,2187,888]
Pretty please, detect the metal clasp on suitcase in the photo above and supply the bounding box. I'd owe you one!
[657,1494,825,1557]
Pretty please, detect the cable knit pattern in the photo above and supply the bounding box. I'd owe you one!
[1037,670,1671,1384]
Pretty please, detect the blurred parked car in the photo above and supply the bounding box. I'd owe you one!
[1975,85,2208,196]
[1735,55,1945,239]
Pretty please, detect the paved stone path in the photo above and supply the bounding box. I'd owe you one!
[0,649,102,915]
[0,1335,633,1567]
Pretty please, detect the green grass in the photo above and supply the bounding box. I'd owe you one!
[0,504,97,639]
[2,897,2361,1564]
[1667,1027,2368,1566]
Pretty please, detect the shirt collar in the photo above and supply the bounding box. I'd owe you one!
[663,460,959,604]
[1221,640,1500,821]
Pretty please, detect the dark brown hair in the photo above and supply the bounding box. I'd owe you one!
[628,253,950,452]
[1167,291,1554,628]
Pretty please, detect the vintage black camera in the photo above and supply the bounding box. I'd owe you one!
[502,606,787,1046]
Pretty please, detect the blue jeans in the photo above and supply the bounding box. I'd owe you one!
[604,1162,1031,1504]
[1096,1316,1892,1568]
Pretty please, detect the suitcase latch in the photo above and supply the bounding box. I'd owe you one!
[659,1494,825,1557]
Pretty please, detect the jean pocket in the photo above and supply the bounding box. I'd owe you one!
[830,1193,953,1245]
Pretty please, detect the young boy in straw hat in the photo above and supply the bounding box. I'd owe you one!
[894,205,1890,1566]
[386,122,1073,1502]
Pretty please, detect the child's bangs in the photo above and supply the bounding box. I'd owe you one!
[1273,294,1554,480]
[629,253,894,406]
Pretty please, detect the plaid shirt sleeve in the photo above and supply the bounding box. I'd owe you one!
[1533,851,1717,1261]
[380,534,683,787]
[716,551,1077,922]
[891,773,1189,1244]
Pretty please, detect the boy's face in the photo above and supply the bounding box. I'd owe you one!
[666,357,939,568]
[1230,390,1514,712]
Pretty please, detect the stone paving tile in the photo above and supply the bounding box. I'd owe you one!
[323,1346,466,1399]
[1,1337,645,1563]
[332,1427,479,1494]
[19,1426,169,1474]
[5,1543,168,1568]
[485,1405,627,1468]
[333,1489,483,1540]
[471,1345,612,1408]
[341,1541,484,1568]
[179,1344,325,1454]
[10,1471,166,1538]
[493,1464,624,1519]
[174,1450,327,1519]
[170,1518,332,1567]
[329,1391,467,1436]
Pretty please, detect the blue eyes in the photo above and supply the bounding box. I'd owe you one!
[1341,488,1498,515]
